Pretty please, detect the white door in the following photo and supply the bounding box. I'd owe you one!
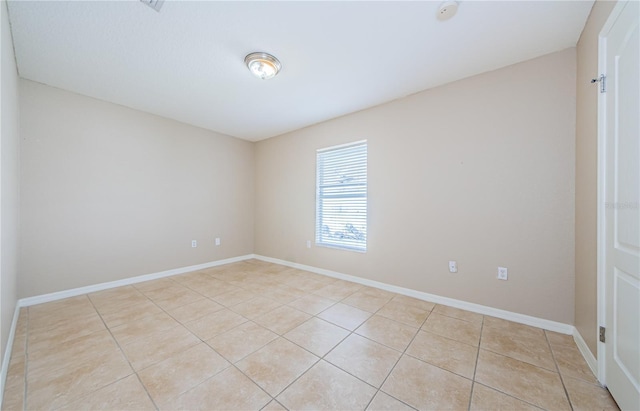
[600,1,640,409]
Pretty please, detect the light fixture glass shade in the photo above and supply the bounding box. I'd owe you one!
[244,52,281,80]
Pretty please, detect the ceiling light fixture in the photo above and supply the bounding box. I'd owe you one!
[244,52,282,80]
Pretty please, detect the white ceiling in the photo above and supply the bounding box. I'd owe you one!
[8,0,594,142]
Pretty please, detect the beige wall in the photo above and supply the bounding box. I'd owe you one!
[19,80,254,297]
[9,17,604,331]
[256,49,577,324]
[575,0,616,357]
[1,0,21,358]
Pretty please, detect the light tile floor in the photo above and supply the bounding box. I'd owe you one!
[2,259,620,410]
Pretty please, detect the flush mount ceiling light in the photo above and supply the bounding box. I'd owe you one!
[244,52,282,80]
[437,0,459,21]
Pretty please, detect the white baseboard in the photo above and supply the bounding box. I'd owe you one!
[253,254,574,335]
[2,252,586,405]
[2,254,254,403]
[18,254,254,307]
[573,328,598,377]
[14,253,575,335]
[0,304,21,408]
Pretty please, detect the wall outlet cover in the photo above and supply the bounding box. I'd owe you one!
[448,261,458,273]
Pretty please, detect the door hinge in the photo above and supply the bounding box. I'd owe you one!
[599,326,606,343]
[591,74,606,93]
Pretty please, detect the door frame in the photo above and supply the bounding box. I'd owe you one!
[596,0,632,386]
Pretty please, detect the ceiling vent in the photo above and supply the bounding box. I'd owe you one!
[140,0,164,12]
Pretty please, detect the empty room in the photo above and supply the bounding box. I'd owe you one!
[1,0,638,410]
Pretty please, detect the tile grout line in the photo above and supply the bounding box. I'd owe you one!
[545,330,575,411]
[204,318,276,363]
[267,325,371,406]
[142,339,236,406]
[315,292,447,410]
[456,314,562,411]
[471,347,566,410]
[130,277,268,407]
[467,314,485,411]
[132,276,252,353]
[222,285,340,407]
[236,284,390,407]
[245,289,360,406]
[225,362,276,408]
[147,269,335,407]
[400,329,482,381]
[470,326,566,410]
[85,293,161,411]
[30,292,161,410]
[234,353,321,408]
[361,304,436,411]
[23,299,106,409]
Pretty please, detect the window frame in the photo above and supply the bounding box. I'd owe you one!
[315,140,368,252]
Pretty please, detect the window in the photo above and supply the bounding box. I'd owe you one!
[316,141,367,252]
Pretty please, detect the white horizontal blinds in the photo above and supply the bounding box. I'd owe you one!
[316,141,367,251]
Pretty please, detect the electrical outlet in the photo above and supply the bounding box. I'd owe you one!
[191,240,197,248]
[215,238,221,246]
[497,266,508,280]
[448,261,458,273]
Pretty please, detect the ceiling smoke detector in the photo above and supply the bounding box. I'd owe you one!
[140,0,164,12]
[437,1,459,21]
